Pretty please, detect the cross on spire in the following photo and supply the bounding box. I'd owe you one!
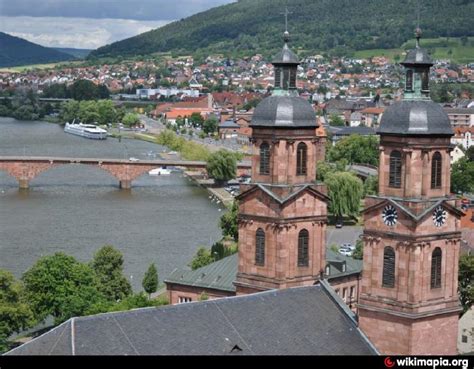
[281,7,292,33]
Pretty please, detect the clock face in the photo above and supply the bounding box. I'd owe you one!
[433,206,447,227]
[382,205,398,226]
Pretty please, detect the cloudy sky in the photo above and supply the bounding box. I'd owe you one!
[0,0,235,49]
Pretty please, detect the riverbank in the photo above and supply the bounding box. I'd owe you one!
[183,170,235,208]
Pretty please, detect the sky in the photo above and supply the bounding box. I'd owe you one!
[0,0,235,49]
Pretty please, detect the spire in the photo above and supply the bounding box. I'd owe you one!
[272,7,299,95]
[401,27,433,100]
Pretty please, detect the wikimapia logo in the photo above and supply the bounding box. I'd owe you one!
[384,356,471,369]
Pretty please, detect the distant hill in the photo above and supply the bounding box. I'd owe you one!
[53,48,92,59]
[89,0,474,60]
[0,32,76,67]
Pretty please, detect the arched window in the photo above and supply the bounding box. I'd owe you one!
[406,70,413,91]
[296,142,307,176]
[431,152,442,189]
[260,142,270,175]
[382,247,395,288]
[255,228,265,266]
[389,150,402,188]
[431,248,442,289]
[298,229,309,267]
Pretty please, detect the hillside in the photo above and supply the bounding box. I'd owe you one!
[53,48,92,59]
[0,32,76,68]
[90,0,474,60]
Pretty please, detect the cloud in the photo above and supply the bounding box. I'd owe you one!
[0,16,171,49]
[0,0,235,21]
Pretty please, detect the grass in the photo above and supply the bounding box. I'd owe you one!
[354,37,474,64]
[0,61,83,73]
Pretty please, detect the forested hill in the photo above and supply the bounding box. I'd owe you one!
[0,32,75,67]
[89,0,474,59]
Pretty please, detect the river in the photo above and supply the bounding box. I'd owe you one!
[0,118,223,290]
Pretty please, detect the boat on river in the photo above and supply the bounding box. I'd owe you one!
[64,121,108,140]
[149,167,172,176]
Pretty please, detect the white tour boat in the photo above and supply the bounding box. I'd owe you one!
[64,121,108,140]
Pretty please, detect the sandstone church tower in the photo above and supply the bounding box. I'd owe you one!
[358,29,464,355]
[234,30,328,294]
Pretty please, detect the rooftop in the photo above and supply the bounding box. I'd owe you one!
[7,284,377,356]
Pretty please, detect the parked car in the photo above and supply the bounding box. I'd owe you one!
[335,220,343,228]
[339,248,353,256]
[341,243,355,250]
[129,157,140,162]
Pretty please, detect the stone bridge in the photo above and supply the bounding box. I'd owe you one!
[0,157,251,189]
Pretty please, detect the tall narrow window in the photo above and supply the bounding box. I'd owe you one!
[406,70,413,91]
[255,228,265,266]
[289,69,297,89]
[274,68,282,88]
[431,152,442,189]
[389,150,402,188]
[298,229,309,267]
[421,70,429,91]
[260,142,270,175]
[431,248,442,289]
[296,142,307,176]
[382,247,395,288]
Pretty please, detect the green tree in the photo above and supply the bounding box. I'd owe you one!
[329,114,345,127]
[122,112,141,127]
[90,245,132,302]
[78,100,100,123]
[219,201,239,241]
[203,116,219,134]
[206,149,237,184]
[352,239,364,260]
[96,100,117,125]
[60,100,80,123]
[0,105,12,117]
[465,146,474,162]
[190,112,204,127]
[142,263,158,298]
[325,171,364,222]
[69,80,100,101]
[12,105,39,121]
[189,247,214,271]
[459,254,473,312]
[328,134,379,166]
[451,158,474,194]
[22,253,105,324]
[363,175,379,196]
[0,270,33,353]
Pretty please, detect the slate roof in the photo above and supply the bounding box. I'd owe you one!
[236,183,329,205]
[250,96,317,128]
[330,126,376,136]
[165,253,238,292]
[219,120,240,129]
[7,284,377,355]
[401,47,433,66]
[325,249,363,280]
[378,100,453,136]
[272,42,299,65]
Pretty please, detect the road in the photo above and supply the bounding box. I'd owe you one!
[326,226,363,248]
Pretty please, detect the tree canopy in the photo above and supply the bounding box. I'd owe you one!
[328,134,379,166]
[451,157,474,194]
[324,171,364,220]
[22,253,106,324]
[459,254,473,313]
[206,149,237,183]
[142,263,158,297]
[219,200,239,241]
[0,270,33,352]
[90,245,132,302]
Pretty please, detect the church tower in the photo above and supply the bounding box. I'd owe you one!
[358,29,464,355]
[234,30,328,294]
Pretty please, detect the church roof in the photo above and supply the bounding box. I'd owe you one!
[401,47,433,66]
[7,284,377,355]
[250,96,317,128]
[378,100,453,136]
[165,253,238,292]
